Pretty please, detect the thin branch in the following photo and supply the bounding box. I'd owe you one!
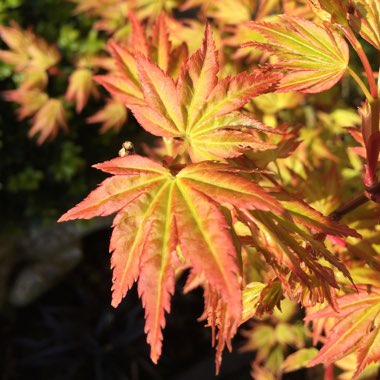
[340,26,378,100]
[324,364,335,380]
[329,193,368,221]
[347,66,373,102]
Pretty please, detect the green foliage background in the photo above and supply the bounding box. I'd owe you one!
[0,0,139,230]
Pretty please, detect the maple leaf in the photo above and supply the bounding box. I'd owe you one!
[165,16,205,54]
[0,22,60,72]
[307,286,380,378]
[256,0,281,19]
[246,16,349,93]
[58,155,283,363]
[70,0,130,34]
[181,0,255,24]
[132,0,181,20]
[65,68,99,113]
[281,348,319,373]
[99,23,283,162]
[29,98,68,144]
[95,12,187,106]
[349,0,380,51]
[239,202,357,308]
[283,0,314,19]
[3,89,49,120]
[306,0,351,26]
[87,98,128,133]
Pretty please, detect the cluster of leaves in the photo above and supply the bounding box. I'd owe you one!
[2,0,380,379]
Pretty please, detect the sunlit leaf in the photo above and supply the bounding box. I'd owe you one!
[247,16,349,93]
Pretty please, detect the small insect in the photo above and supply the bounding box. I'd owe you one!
[118,141,135,157]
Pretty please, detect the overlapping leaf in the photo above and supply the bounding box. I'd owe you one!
[307,287,380,378]
[95,12,187,106]
[65,67,99,113]
[100,23,282,162]
[87,98,127,133]
[59,155,283,363]
[239,204,357,307]
[307,0,350,25]
[181,0,255,24]
[246,16,349,93]
[29,98,68,144]
[350,0,380,50]
[0,22,60,72]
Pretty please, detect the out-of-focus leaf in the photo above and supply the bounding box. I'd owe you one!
[350,0,380,50]
[87,98,128,133]
[65,68,99,113]
[28,98,67,144]
[281,348,319,373]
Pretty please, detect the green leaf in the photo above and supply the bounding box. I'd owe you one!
[281,348,319,373]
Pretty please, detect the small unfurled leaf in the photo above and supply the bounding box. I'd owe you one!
[29,98,67,144]
[59,155,284,363]
[3,89,48,120]
[0,22,60,72]
[87,98,128,133]
[307,287,380,377]
[65,68,99,113]
[247,16,349,93]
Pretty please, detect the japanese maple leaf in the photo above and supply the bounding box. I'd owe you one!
[70,0,130,34]
[239,203,357,308]
[58,155,283,363]
[306,286,380,378]
[132,0,181,19]
[246,16,349,93]
[100,23,283,162]
[3,88,48,121]
[65,67,99,113]
[181,0,255,24]
[0,22,60,72]
[350,0,380,50]
[95,12,187,105]
[29,98,68,144]
[87,98,127,133]
[306,0,351,26]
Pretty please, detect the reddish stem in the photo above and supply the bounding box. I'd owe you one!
[324,364,335,380]
[340,26,378,100]
[329,193,368,221]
